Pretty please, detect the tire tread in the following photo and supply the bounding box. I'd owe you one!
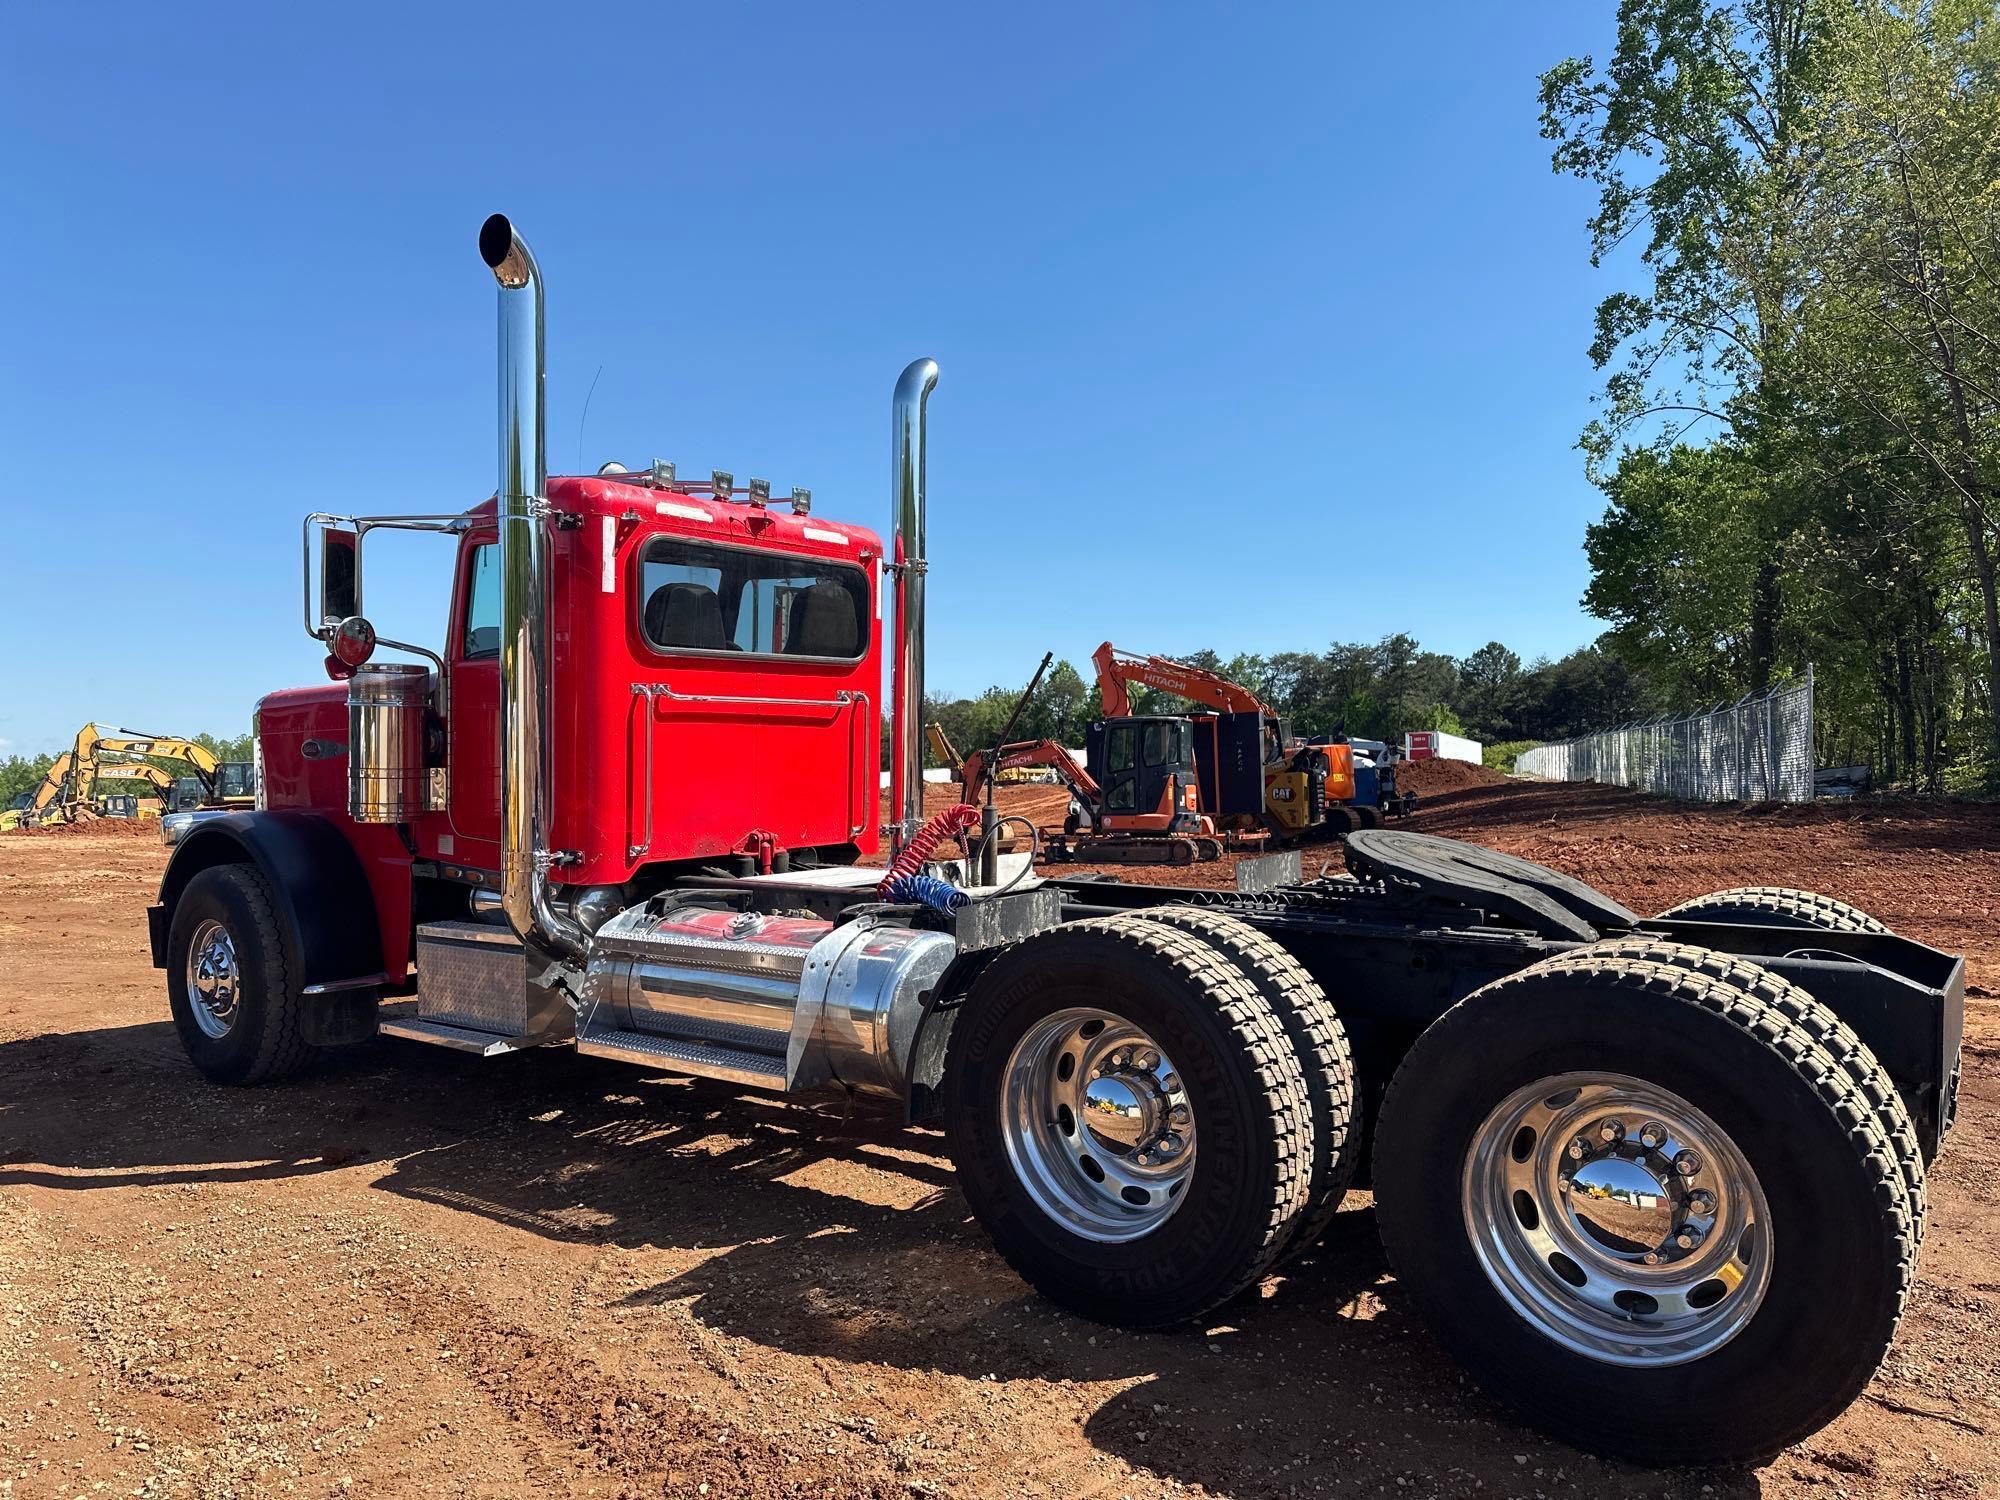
[1132,906,1357,1250]
[1657,885,1890,935]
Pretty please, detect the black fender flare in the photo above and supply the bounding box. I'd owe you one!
[149,811,385,993]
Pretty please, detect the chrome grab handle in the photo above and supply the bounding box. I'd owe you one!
[848,691,870,836]
[641,683,857,712]
[629,684,659,860]
[627,683,865,857]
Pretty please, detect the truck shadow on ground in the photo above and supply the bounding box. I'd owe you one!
[0,1021,1764,1497]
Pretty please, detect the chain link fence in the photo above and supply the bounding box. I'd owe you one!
[1514,668,1815,802]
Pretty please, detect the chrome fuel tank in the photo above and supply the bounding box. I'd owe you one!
[581,904,956,1097]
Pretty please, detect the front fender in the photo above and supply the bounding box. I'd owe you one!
[150,811,388,994]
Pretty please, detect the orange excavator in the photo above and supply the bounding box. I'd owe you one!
[926,721,1222,865]
[1091,642,1363,842]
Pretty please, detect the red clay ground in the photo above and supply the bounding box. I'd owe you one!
[1,774,1995,1498]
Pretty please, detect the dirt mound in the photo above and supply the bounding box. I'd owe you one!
[8,817,159,838]
[1398,756,1506,794]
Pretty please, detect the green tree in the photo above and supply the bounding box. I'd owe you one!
[1542,0,1826,690]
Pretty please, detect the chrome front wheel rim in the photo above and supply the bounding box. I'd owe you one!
[1461,1071,1772,1366]
[186,918,241,1040]
[1001,1007,1195,1243]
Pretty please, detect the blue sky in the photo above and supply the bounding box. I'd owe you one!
[0,3,1620,760]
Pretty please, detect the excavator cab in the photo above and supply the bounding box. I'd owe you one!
[1083,716,1206,833]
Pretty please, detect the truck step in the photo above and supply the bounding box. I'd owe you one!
[378,1002,543,1056]
[575,1025,789,1089]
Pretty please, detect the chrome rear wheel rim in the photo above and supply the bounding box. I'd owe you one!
[186,918,241,1040]
[1001,1007,1195,1242]
[1461,1071,1771,1366]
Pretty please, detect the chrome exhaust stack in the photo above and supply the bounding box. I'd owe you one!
[479,213,586,963]
[889,357,939,854]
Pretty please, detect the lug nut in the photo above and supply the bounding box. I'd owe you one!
[1673,1150,1703,1178]
[1675,1226,1703,1251]
[1137,1050,1160,1072]
[1598,1118,1626,1144]
[1638,1121,1667,1149]
[1642,1251,1660,1265]
[1170,1104,1192,1127]
[1687,1189,1717,1216]
[1567,1136,1591,1162]
[1111,1050,1129,1069]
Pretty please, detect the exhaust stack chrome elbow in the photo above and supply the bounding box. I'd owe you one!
[479,213,586,963]
[889,357,938,854]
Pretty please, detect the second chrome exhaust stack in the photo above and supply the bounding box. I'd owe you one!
[889,357,938,854]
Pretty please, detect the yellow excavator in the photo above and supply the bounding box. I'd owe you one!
[9,726,253,829]
[90,761,181,817]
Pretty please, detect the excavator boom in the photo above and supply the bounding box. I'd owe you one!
[1092,642,1272,719]
[954,737,1100,806]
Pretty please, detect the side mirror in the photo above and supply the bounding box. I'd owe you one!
[320,528,359,627]
[330,615,377,669]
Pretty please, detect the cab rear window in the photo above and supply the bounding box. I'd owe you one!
[638,538,869,660]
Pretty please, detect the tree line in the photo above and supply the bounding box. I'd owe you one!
[1543,0,2000,790]
[917,637,1661,770]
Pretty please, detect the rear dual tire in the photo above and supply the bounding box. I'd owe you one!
[945,914,1319,1326]
[1658,885,1890,934]
[1372,946,1921,1465]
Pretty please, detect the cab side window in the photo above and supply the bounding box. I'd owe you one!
[638,537,868,659]
[1106,724,1137,810]
[462,544,500,659]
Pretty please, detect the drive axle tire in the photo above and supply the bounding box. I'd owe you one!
[1568,938,1931,1208]
[1131,906,1358,1253]
[1658,885,1890,934]
[944,914,1314,1327]
[166,863,320,1085]
[1372,952,1917,1466]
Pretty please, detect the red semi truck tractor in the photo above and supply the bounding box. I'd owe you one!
[148,216,1962,1467]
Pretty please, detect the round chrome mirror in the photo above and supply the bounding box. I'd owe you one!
[330,615,378,668]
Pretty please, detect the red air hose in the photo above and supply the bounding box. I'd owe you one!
[877,802,980,898]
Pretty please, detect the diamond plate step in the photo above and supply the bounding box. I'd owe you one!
[378,1001,545,1057]
[575,1025,789,1089]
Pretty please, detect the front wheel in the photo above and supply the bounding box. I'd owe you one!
[944,914,1314,1326]
[166,863,320,1084]
[1372,950,1918,1465]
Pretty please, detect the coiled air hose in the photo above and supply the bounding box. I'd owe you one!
[876,802,981,899]
[881,872,971,913]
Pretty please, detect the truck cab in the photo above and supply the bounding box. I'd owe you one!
[249,477,885,993]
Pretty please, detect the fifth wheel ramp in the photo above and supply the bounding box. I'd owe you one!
[1342,829,1640,940]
